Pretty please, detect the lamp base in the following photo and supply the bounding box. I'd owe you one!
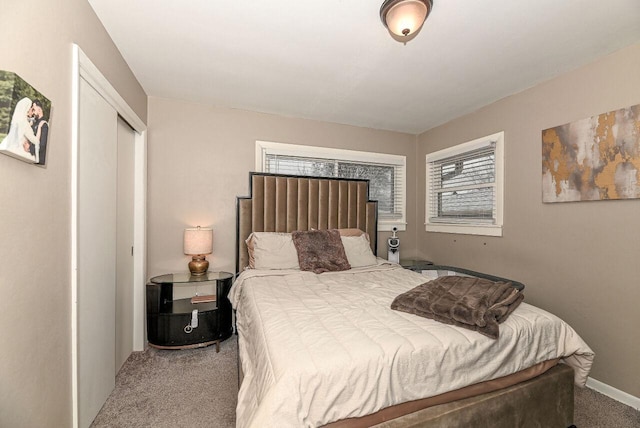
[188,255,209,276]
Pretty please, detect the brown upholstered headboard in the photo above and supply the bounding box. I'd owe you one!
[236,172,378,273]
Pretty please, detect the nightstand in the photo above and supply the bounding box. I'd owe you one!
[399,258,434,272]
[146,271,233,351]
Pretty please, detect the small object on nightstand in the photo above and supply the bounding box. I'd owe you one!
[387,226,400,263]
[191,294,216,304]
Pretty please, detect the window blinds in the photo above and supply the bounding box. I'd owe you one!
[264,153,404,221]
[427,143,496,224]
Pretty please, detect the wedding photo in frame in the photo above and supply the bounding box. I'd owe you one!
[0,70,52,166]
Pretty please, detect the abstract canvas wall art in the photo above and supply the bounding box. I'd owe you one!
[0,70,52,166]
[542,104,640,202]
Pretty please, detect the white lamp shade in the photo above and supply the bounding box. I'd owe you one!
[184,227,213,255]
[385,0,429,37]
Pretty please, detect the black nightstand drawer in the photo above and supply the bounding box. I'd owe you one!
[147,307,219,347]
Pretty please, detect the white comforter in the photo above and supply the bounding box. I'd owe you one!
[230,262,594,428]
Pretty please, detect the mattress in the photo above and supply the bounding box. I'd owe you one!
[230,262,594,428]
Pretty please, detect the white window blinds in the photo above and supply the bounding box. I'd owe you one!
[427,144,496,223]
[265,154,403,221]
[425,132,504,236]
[257,141,407,230]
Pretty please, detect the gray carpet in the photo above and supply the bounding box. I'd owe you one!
[92,336,639,427]
[574,386,640,428]
[91,339,238,428]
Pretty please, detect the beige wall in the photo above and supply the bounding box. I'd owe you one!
[0,1,147,426]
[146,97,417,278]
[417,43,640,397]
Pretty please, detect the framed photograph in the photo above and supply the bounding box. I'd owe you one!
[0,70,52,166]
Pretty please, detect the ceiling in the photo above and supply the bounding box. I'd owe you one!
[88,0,640,134]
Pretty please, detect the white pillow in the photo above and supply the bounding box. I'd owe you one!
[341,234,377,268]
[247,232,300,270]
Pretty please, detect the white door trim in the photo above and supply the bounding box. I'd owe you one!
[71,44,147,428]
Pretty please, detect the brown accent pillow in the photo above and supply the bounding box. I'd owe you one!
[292,229,351,274]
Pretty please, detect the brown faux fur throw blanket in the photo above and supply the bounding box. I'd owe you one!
[391,276,524,339]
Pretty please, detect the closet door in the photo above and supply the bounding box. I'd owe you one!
[77,77,118,428]
[115,117,135,372]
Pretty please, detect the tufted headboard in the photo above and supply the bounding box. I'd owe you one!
[236,172,378,273]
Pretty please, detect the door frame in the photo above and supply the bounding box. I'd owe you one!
[71,44,147,428]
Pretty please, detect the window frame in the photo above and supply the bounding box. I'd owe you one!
[425,131,504,237]
[256,140,407,231]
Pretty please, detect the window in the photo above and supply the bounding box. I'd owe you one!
[256,141,406,231]
[425,132,504,236]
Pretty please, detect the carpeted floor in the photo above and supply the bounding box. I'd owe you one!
[91,339,238,428]
[574,386,640,428]
[92,335,640,427]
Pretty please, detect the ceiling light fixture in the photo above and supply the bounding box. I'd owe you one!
[380,0,433,41]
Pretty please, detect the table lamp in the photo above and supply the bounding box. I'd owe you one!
[184,226,213,276]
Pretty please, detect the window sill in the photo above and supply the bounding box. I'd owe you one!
[425,223,502,237]
[379,222,406,232]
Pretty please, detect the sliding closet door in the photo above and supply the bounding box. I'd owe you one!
[115,117,135,372]
[77,77,118,428]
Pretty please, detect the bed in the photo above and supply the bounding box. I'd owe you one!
[232,172,594,428]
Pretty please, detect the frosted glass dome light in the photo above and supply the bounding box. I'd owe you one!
[380,0,433,39]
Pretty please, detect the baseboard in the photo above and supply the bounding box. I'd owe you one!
[586,377,640,410]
